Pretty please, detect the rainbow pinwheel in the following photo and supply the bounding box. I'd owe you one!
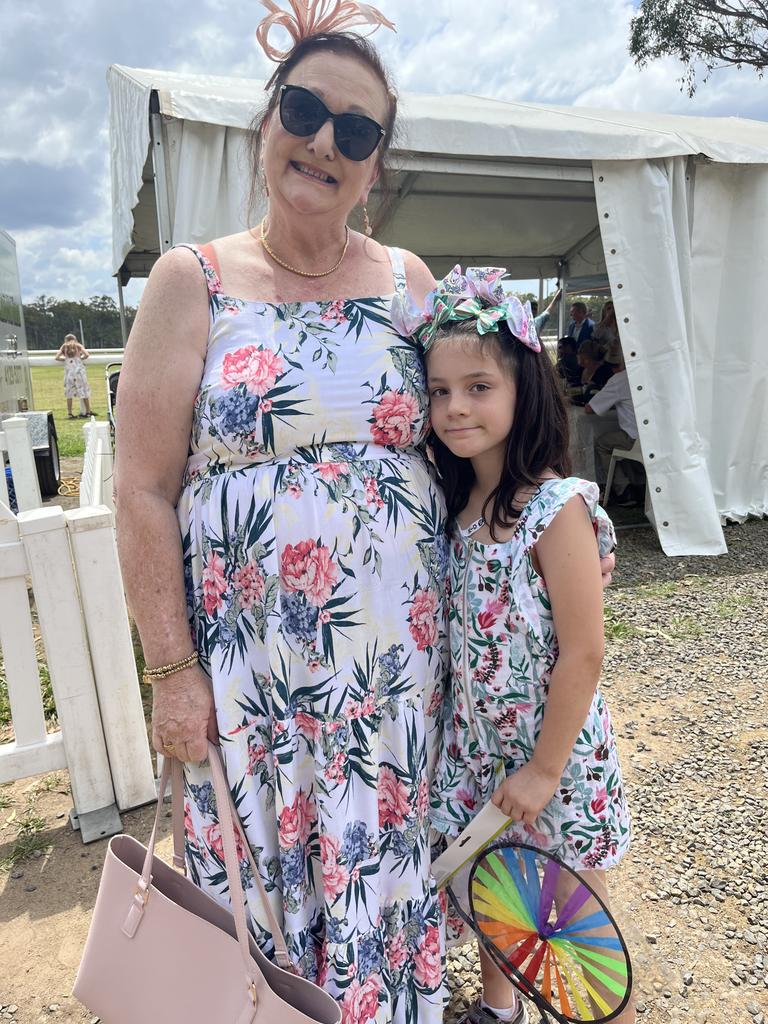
[454,842,632,1023]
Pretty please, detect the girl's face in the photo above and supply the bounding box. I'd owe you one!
[427,335,517,462]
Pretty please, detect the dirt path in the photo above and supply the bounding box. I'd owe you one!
[2,518,767,1024]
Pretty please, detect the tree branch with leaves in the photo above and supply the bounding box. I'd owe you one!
[629,0,768,94]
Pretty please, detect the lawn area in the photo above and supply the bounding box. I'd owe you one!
[30,363,111,457]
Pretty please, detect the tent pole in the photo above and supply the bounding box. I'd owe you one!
[557,260,568,337]
[116,277,128,347]
[149,94,173,255]
[538,276,544,308]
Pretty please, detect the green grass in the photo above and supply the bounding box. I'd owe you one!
[0,634,58,731]
[30,364,110,458]
[1,804,50,868]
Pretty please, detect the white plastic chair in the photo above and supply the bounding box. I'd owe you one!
[603,437,644,506]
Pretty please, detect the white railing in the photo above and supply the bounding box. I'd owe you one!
[0,497,155,841]
[80,419,114,512]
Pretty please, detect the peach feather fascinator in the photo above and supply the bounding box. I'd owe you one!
[256,0,396,62]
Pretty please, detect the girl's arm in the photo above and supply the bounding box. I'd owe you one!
[54,346,65,361]
[492,496,605,823]
[79,344,90,360]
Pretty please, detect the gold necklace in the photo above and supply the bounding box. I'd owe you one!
[259,221,350,278]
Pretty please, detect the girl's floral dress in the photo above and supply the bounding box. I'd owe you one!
[431,478,631,913]
[176,245,448,1024]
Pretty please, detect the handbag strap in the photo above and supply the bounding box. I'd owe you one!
[170,748,293,970]
[136,747,261,1002]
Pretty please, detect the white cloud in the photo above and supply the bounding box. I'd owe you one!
[2,0,767,301]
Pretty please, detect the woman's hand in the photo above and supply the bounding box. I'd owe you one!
[599,550,615,588]
[491,762,560,825]
[150,663,218,762]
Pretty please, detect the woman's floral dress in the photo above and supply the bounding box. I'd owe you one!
[431,479,631,905]
[177,245,448,1024]
[63,355,90,398]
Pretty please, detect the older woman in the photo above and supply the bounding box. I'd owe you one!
[116,8,615,1022]
[116,14,447,1024]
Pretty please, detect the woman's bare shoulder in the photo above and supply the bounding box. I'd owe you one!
[401,250,436,304]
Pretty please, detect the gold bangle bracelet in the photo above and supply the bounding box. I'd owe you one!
[142,650,199,683]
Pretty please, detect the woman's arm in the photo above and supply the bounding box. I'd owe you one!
[79,344,90,360]
[54,346,65,361]
[492,496,605,822]
[115,246,213,762]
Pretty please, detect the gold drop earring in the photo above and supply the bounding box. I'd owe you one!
[262,162,270,199]
[362,205,372,237]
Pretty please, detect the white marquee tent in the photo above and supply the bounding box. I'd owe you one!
[108,64,768,556]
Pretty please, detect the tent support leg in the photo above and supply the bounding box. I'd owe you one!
[150,103,173,255]
[557,261,568,337]
[116,277,128,347]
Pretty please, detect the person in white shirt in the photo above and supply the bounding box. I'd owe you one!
[586,344,642,505]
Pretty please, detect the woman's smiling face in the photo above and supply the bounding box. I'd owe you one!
[262,51,390,221]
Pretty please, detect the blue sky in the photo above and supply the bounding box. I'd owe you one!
[1,0,767,305]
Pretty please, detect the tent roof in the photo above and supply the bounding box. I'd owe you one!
[109,64,768,282]
[112,64,768,164]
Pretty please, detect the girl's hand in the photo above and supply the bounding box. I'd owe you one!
[150,662,219,762]
[599,550,615,588]
[491,762,560,824]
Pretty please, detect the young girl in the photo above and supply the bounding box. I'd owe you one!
[395,268,632,1024]
[55,333,92,418]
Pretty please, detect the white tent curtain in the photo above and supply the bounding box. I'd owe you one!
[690,163,768,521]
[166,121,255,244]
[594,158,726,556]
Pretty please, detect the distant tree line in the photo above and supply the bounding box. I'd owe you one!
[22,295,137,350]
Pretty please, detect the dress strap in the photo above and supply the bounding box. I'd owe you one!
[386,246,408,297]
[172,243,223,299]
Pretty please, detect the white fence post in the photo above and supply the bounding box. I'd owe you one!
[80,419,114,511]
[65,505,156,811]
[0,499,67,783]
[94,421,114,512]
[3,416,41,512]
[16,505,121,842]
[0,431,10,509]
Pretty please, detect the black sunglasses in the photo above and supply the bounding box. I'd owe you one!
[278,84,385,162]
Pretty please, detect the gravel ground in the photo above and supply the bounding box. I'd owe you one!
[1,516,766,1023]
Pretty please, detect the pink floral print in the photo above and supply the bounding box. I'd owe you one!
[221,345,285,396]
[280,539,338,608]
[370,390,419,447]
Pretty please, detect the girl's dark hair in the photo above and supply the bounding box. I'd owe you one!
[428,322,572,538]
[247,33,399,228]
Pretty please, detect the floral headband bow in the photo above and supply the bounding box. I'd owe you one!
[256,0,396,62]
[391,266,541,353]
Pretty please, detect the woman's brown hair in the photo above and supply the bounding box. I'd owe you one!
[246,33,399,229]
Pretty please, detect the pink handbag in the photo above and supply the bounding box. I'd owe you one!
[73,743,341,1024]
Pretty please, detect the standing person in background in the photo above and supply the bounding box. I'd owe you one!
[565,301,594,345]
[593,300,621,357]
[530,285,562,336]
[55,333,92,418]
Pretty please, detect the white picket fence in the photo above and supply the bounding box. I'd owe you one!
[80,419,114,512]
[0,416,42,512]
[0,495,156,841]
